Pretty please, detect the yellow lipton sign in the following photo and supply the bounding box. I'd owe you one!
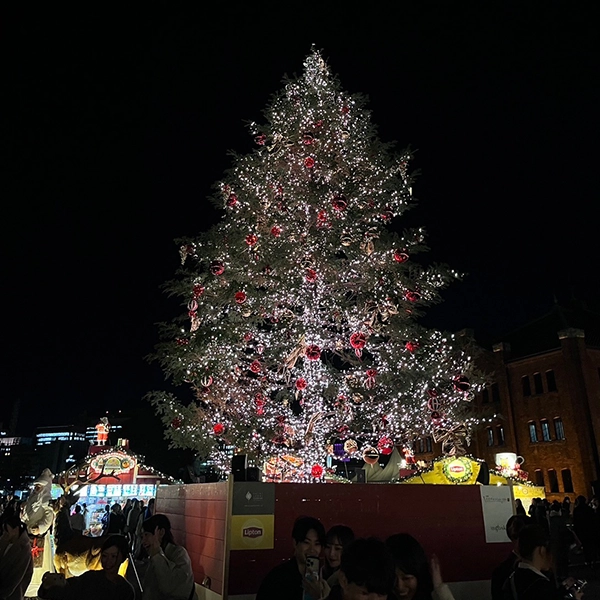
[230,515,274,550]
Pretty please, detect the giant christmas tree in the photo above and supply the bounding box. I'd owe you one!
[149,49,484,481]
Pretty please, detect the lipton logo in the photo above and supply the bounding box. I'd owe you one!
[243,527,263,538]
[449,464,465,474]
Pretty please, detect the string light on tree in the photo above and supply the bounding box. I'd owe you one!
[148,48,484,481]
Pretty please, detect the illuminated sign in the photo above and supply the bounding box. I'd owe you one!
[90,453,136,475]
[442,457,473,484]
[76,483,156,499]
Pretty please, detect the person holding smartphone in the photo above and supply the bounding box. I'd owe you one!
[256,516,326,600]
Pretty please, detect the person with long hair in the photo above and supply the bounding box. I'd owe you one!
[385,533,454,600]
[0,515,33,600]
[323,525,355,587]
[141,514,197,600]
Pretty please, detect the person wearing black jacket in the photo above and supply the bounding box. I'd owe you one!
[503,525,583,600]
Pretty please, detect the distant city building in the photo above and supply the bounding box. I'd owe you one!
[472,301,600,500]
[0,435,34,490]
[34,424,89,475]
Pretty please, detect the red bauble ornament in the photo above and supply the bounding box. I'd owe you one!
[305,345,321,361]
[176,338,189,346]
[314,119,324,128]
[193,283,205,297]
[311,464,324,478]
[243,332,253,342]
[210,260,225,275]
[453,375,471,392]
[226,193,238,207]
[235,291,247,304]
[304,157,315,168]
[350,332,367,350]
[250,360,261,374]
[317,210,328,222]
[295,378,308,390]
[394,250,409,263]
[271,226,281,237]
[255,134,266,145]
[331,195,347,211]
[305,269,317,283]
[377,436,394,456]
[303,134,314,145]
[213,423,225,435]
[245,234,258,246]
[405,341,419,352]
[341,105,350,114]
[404,290,420,302]
[171,417,182,429]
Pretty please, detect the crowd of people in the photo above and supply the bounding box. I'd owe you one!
[0,479,196,600]
[255,516,455,600]
[2,483,599,600]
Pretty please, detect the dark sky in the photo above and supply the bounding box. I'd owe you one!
[3,6,600,434]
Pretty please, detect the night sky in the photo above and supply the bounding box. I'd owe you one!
[3,7,600,436]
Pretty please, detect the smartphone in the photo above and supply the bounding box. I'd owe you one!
[305,555,320,580]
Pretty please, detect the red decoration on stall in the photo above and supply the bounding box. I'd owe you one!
[304,157,315,168]
[213,423,225,435]
[235,291,247,304]
[245,234,258,246]
[271,226,281,237]
[404,290,420,302]
[250,360,262,374]
[226,193,238,207]
[365,369,377,389]
[171,417,182,429]
[255,134,266,145]
[193,284,204,297]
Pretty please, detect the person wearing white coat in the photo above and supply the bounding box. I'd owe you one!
[140,514,197,600]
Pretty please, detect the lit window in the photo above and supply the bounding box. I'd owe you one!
[534,372,543,395]
[528,422,538,443]
[522,376,531,397]
[541,420,551,442]
[554,418,565,440]
[486,428,494,446]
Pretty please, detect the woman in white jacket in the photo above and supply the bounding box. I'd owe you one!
[141,514,197,600]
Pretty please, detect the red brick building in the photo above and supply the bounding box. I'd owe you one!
[470,302,600,501]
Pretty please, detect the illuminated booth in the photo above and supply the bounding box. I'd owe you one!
[57,440,178,535]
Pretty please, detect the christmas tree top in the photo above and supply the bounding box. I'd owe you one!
[149,49,484,481]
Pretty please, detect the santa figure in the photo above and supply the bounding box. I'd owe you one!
[21,468,55,597]
[95,417,110,445]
